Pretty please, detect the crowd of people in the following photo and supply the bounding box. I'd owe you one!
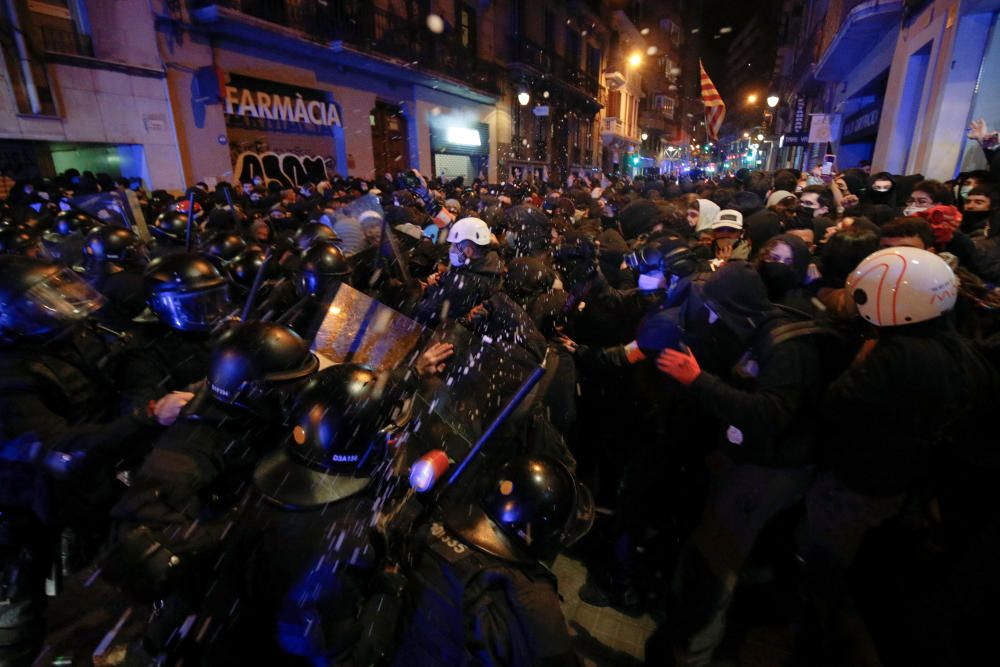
[0,119,999,667]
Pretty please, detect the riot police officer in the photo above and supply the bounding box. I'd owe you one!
[197,363,403,666]
[0,256,172,665]
[389,455,593,667]
[106,321,319,658]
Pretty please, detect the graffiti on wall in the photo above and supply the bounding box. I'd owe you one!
[232,151,334,188]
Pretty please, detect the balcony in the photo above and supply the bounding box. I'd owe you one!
[188,1,501,97]
[507,38,602,101]
[601,117,640,144]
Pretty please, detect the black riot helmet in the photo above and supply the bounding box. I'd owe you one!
[204,232,247,267]
[624,237,697,278]
[150,210,193,245]
[143,253,231,332]
[0,227,41,256]
[297,241,351,298]
[204,205,246,232]
[53,210,100,237]
[208,321,319,421]
[293,222,340,251]
[84,226,140,266]
[444,455,595,563]
[253,364,388,508]
[226,248,275,293]
[0,256,105,340]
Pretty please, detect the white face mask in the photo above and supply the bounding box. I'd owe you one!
[449,246,467,267]
[903,205,928,217]
[638,272,666,291]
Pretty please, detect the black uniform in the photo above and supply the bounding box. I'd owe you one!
[390,520,577,667]
[0,328,155,665]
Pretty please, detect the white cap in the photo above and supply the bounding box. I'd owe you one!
[447,217,492,245]
[766,190,797,208]
[711,209,744,231]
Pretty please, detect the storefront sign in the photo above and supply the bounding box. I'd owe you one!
[841,104,881,143]
[808,114,841,144]
[224,74,342,135]
[792,97,807,133]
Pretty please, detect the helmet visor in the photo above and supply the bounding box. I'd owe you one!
[150,284,231,331]
[10,268,105,336]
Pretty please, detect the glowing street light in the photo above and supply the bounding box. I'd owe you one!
[766,95,780,108]
[756,133,764,141]
[746,93,758,105]
[628,52,642,67]
[743,132,750,138]
[641,132,648,141]
[517,89,530,106]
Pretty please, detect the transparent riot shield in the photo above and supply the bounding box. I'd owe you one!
[307,281,425,373]
[402,320,538,466]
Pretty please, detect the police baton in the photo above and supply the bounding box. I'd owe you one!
[184,190,197,252]
[407,358,548,528]
[240,249,273,321]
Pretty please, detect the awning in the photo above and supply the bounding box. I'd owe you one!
[814,0,903,82]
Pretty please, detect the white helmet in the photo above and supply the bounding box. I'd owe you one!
[847,246,959,326]
[447,217,492,246]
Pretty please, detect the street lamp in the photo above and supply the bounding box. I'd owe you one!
[517,89,530,106]
[628,52,642,67]
[641,132,648,141]
[756,133,764,141]
[746,93,758,105]
[766,95,779,108]
[742,132,750,138]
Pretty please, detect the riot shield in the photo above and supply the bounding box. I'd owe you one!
[307,280,425,373]
[402,320,538,466]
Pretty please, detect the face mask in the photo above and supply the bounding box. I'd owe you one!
[758,262,799,297]
[959,186,972,200]
[903,205,928,217]
[449,247,467,267]
[797,206,815,220]
[638,272,666,291]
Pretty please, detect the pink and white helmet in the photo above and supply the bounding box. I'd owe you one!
[847,247,959,326]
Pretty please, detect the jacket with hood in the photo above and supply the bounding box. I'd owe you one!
[693,198,721,234]
[683,262,825,467]
[413,250,502,327]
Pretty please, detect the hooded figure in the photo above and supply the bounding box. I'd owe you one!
[755,233,815,314]
[692,198,721,234]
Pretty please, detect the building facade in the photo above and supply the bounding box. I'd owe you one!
[0,0,185,189]
[770,0,1000,179]
[1,0,694,190]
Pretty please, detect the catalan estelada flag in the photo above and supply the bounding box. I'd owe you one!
[700,60,726,141]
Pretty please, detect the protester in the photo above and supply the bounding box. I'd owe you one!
[1,160,999,667]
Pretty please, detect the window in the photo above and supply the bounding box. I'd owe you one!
[456,2,477,52]
[653,94,676,119]
[0,0,60,115]
[565,28,580,69]
[587,45,601,75]
[671,24,681,46]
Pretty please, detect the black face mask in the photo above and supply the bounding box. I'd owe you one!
[758,262,799,299]
[961,210,991,231]
[796,206,815,221]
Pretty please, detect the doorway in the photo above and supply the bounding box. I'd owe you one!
[370,101,409,179]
